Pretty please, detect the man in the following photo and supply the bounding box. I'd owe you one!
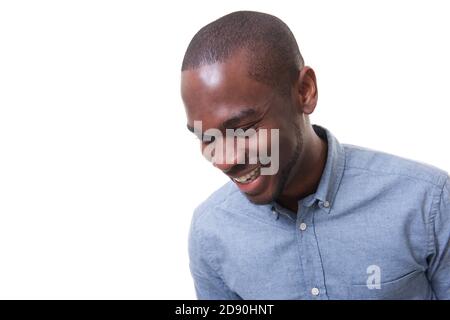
[180,11,449,299]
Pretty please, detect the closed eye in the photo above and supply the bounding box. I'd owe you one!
[234,124,258,137]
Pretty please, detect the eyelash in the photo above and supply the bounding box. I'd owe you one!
[239,123,258,131]
[198,125,258,144]
[241,125,254,131]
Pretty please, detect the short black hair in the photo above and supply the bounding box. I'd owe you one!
[181,11,304,96]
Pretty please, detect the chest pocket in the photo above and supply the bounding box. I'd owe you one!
[350,270,432,300]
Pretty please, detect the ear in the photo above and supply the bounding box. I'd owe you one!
[295,66,318,115]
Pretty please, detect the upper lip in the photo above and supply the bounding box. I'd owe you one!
[226,166,260,180]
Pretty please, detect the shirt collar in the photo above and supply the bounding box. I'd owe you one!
[303,125,346,213]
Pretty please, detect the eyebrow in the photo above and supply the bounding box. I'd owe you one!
[222,108,258,129]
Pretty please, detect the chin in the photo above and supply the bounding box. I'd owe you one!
[244,193,273,205]
[242,179,278,205]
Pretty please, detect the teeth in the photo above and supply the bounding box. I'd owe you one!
[234,167,260,184]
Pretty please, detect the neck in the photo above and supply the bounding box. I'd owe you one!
[277,126,328,213]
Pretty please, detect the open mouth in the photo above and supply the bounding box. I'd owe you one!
[232,167,261,184]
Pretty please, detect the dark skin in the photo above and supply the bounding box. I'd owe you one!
[181,49,327,213]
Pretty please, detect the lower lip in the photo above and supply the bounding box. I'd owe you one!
[233,171,266,195]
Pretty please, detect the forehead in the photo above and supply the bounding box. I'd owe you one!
[181,52,274,128]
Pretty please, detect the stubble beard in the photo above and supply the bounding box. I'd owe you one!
[271,123,303,202]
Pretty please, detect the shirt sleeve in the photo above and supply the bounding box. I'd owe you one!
[188,210,241,300]
[427,175,450,299]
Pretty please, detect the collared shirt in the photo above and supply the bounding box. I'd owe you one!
[188,125,450,300]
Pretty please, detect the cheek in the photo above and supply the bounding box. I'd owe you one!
[247,128,282,176]
[244,130,273,165]
[267,114,298,163]
[273,131,298,172]
[247,128,285,157]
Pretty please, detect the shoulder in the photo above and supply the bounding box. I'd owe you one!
[343,144,448,188]
[189,181,246,236]
[188,180,249,263]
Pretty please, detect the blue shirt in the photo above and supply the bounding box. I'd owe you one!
[188,125,450,300]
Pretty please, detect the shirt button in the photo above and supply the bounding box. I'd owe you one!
[311,287,320,296]
[299,223,307,231]
[323,201,330,208]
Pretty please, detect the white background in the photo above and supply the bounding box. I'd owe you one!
[0,0,449,299]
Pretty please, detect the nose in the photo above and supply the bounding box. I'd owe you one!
[211,145,239,172]
[213,160,235,173]
[205,139,246,173]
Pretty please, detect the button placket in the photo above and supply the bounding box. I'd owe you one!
[295,206,328,299]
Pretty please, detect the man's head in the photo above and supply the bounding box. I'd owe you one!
[181,10,303,96]
[181,11,319,205]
